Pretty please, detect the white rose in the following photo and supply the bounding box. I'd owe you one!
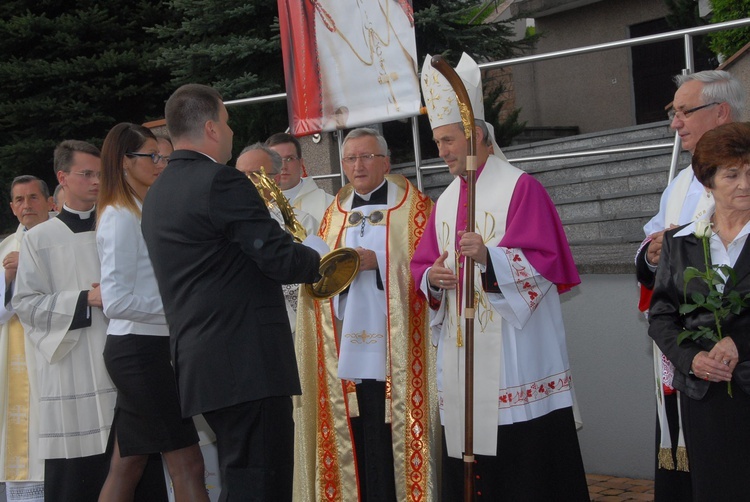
[694,219,712,239]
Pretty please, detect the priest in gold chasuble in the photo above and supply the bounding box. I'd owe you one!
[293,128,437,502]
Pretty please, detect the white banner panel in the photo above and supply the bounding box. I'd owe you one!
[278,0,421,136]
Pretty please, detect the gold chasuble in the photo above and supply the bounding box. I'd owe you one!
[0,224,44,484]
[5,316,31,480]
[293,174,438,501]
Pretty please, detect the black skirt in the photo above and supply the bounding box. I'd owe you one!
[681,382,750,501]
[103,334,198,456]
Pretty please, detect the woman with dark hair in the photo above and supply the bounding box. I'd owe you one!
[96,123,208,501]
[649,121,750,500]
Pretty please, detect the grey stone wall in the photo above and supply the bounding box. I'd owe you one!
[512,0,670,134]
[720,44,750,122]
[297,132,343,196]
[563,274,654,479]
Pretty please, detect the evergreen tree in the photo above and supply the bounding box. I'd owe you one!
[390,0,533,159]
[0,0,170,231]
[484,74,526,147]
[151,0,289,160]
[0,0,533,231]
[664,0,707,30]
[413,0,533,65]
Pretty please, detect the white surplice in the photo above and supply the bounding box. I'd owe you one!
[420,159,576,458]
[13,213,115,459]
[283,177,334,233]
[0,224,44,488]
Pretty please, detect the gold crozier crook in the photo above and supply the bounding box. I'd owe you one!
[431,55,478,502]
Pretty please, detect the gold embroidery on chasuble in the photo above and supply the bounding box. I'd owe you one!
[293,175,437,501]
[6,315,30,480]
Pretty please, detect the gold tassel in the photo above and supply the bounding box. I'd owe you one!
[658,447,675,470]
[676,446,689,472]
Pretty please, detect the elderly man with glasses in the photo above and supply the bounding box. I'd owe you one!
[293,127,438,502]
[235,142,317,339]
[635,69,746,501]
[0,176,53,502]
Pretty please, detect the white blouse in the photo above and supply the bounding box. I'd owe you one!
[96,204,169,336]
[675,217,750,269]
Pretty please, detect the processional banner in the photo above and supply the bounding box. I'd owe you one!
[277,0,421,136]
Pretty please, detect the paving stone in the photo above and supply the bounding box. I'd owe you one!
[586,473,612,482]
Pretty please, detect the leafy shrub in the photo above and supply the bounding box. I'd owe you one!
[708,0,750,58]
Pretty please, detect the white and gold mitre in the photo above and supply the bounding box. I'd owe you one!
[420,52,485,129]
[420,52,506,160]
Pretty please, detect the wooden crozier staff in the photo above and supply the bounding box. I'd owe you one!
[430,54,478,502]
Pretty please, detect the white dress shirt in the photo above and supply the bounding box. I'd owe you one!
[97,204,168,336]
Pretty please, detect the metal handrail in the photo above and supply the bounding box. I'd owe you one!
[220,18,750,108]
[479,18,750,70]
[408,142,677,175]
[509,143,675,164]
[224,92,286,107]
[221,17,750,190]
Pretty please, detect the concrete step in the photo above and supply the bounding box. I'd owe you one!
[531,152,677,188]
[392,122,682,253]
[545,166,668,202]
[503,121,675,157]
[555,189,660,223]
[563,214,651,245]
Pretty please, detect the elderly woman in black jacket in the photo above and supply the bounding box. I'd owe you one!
[649,121,750,501]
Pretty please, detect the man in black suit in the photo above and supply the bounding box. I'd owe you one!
[141,83,321,501]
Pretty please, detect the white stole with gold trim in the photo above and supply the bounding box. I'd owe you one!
[434,157,522,458]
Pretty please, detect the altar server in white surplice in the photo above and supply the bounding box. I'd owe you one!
[12,141,117,501]
[0,176,54,502]
[265,132,334,233]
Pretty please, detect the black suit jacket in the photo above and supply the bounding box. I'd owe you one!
[635,242,656,289]
[649,224,750,400]
[141,150,320,417]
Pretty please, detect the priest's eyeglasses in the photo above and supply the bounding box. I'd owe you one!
[69,170,101,180]
[281,155,300,164]
[347,210,384,237]
[667,102,720,121]
[126,152,168,165]
[342,154,386,165]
